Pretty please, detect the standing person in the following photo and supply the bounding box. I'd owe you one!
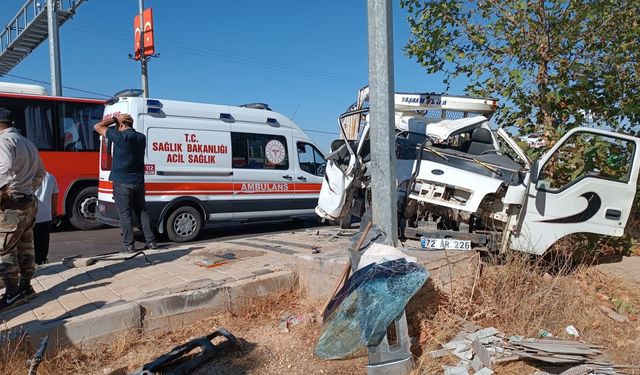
[0,107,45,312]
[34,171,59,265]
[94,113,157,253]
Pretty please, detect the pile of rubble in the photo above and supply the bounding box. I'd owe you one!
[432,322,633,375]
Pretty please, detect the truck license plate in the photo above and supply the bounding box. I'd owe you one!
[420,237,471,250]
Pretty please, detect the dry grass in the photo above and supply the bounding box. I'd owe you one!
[0,285,364,375]
[0,329,32,375]
[410,252,640,374]
[3,253,640,374]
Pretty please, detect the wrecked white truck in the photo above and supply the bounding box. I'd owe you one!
[316,86,640,255]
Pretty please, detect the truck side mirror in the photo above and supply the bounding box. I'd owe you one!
[530,159,540,184]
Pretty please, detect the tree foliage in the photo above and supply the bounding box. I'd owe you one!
[401,0,640,139]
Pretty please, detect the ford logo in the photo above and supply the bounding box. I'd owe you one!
[431,169,444,175]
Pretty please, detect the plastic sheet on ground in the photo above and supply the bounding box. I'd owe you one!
[314,258,429,360]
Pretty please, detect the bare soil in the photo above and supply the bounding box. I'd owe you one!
[1,290,366,375]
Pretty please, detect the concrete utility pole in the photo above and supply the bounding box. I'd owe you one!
[367,0,398,246]
[139,0,149,97]
[46,0,62,96]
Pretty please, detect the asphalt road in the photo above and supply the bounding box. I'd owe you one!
[48,219,328,262]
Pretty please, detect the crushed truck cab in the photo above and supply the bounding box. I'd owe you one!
[317,86,640,255]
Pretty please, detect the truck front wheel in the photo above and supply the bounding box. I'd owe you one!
[166,206,202,242]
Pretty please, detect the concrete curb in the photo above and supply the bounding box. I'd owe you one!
[139,270,295,332]
[294,250,477,298]
[24,270,296,350]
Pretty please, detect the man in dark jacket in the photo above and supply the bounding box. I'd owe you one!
[94,114,156,253]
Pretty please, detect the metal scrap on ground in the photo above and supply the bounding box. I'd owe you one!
[598,305,631,323]
[430,322,638,375]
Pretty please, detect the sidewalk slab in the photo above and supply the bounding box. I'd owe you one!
[0,225,477,352]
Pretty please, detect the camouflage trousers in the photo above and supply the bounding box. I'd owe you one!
[0,199,36,291]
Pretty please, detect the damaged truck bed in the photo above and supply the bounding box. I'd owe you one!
[316,86,640,255]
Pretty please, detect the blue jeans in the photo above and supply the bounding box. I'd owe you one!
[113,182,155,248]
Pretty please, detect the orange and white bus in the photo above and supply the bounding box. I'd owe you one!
[0,82,105,230]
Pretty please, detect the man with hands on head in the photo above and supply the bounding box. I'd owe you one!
[94,113,157,253]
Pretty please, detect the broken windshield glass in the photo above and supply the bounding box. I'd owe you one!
[314,258,429,360]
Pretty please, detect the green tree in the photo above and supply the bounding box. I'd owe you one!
[401,0,640,142]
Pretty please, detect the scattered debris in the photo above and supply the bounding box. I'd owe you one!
[564,325,580,338]
[443,365,469,375]
[62,251,153,268]
[474,368,494,375]
[196,258,228,268]
[471,340,492,369]
[279,313,314,332]
[129,328,243,375]
[279,314,300,332]
[433,323,633,374]
[27,336,48,375]
[311,245,322,254]
[599,305,630,323]
[429,348,453,359]
[538,329,554,338]
[62,251,153,267]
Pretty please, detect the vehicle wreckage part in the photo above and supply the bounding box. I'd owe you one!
[319,221,373,320]
[315,258,429,360]
[27,336,48,375]
[129,328,243,375]
[366,312,414,375]
[315,157,356,221]
[410,161,503,213]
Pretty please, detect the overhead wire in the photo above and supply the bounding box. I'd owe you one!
[0,72,111,97]
[62,19,428,92]
[63,21,367,86]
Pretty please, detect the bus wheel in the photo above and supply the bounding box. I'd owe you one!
[166,206,202,243]
[69,186,104,230]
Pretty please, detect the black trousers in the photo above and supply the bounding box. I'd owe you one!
[33,221,50,265]
[113,181,156,248]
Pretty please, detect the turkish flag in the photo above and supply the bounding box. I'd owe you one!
[134,8,155,60]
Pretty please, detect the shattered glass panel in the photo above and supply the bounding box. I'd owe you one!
[315,258,429,360]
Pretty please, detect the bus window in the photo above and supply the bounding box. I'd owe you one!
[0,98,54,150]
[61,101,103,151]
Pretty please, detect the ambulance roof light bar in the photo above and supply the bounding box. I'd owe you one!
[106,89,144,105]
[239,102,271,111]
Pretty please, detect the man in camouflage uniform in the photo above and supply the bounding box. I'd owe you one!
[0,107,45,312]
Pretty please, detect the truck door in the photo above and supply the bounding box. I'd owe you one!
[231,131,294,219]
[512,128,640,255]
[293,140,326,211]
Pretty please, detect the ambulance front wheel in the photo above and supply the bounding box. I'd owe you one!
[166,206,202,242]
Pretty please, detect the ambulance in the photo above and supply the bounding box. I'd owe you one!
[96,92,327,242]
